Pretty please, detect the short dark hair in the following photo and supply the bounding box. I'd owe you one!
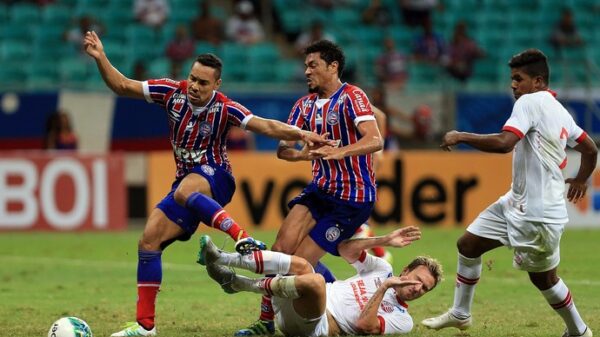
[508,49,549,84]
[305,40,345,78]
[194,53,223,80]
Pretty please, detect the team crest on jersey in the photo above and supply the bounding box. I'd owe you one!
[325,226,341,242]
[201,164,215,176]
[326,110,339,125]
[380,300,394,313]
[198,121,212,137]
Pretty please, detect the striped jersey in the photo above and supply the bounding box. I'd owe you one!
[143,78,254,179]
[287,83,377,202]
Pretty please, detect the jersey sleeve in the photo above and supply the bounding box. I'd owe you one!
[287,98,307,130]
[565,113,587,148]
[378,310,413,335]
[351,251,393,275]
[502,95,535,138]
[346,88,375,127]
[226,101,254,130]
[142,78,180,107]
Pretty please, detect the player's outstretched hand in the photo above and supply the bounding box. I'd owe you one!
[83,31,104,59]
[440,130,461,151]
[301,131,336,147]
[385,226,421,248]
[565,177,588,203]
[309,145,345,160]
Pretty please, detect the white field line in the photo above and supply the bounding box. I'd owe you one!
[2,255,600,287]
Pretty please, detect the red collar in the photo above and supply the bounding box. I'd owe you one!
[547,89,557,97]
[395,294,409,308]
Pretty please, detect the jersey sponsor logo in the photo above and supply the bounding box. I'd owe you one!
[185,121,194,130]
[325,226,341,242]
[394,304,406,313]
[201,164,215,176]
[303,99,314,109]
[173,146,206,163]
[220,218,233,231]
[380,300,394,313]
[209,102,223,114]
[172,93,186,105]
[326,110,339,125]
[352,90,368,112]
[198,121,212,137]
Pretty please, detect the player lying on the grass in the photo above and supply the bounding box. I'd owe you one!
[421,49,597,337]
[198,226,443,336]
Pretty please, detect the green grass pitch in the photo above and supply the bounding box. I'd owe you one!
[1,226,598,337]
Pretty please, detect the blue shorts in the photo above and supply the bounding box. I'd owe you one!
[156,164,236,241]
[288,183,374,256]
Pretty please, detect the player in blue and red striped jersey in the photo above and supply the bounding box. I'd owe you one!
[83,31,333,337]
[236,40,385,336]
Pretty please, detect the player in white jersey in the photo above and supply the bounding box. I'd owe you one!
[197,226,443,336]
[422,49,597,337]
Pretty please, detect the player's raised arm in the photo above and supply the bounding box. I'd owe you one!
[83,31,144,99]
[338,226,421,264]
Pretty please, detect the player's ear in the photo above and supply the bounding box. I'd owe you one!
[533,75,545,90]
[215,78,222,89]
[329,61,339,75]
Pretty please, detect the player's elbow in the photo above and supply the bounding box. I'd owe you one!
[372,136,384,152]
[355,318,381,335]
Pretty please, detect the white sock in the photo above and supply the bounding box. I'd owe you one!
[451,253,482,319]
[540,279,587,335]
[233,275,300,299]
[217,250,291,275]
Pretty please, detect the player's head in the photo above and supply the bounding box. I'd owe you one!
[396,256,443,302]
[508,49,549,100]
[187,53,222,106]
[304,40,345,94]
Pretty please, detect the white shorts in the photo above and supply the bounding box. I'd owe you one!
[467,197,564,272]
[273,297,329,337]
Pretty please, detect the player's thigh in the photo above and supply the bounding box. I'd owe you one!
[272,204,316,254]
[293,235,327,266]
[292,274,327,319]
[139,208,186,251]
[462,200,508,256]
[512,221,564,273]
[173,173,213,205]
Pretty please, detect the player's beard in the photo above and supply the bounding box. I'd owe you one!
[308,85,319,94]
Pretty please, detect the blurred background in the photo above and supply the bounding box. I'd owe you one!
[1,0,600,231]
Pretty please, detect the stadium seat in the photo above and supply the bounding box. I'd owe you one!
[0,22,34,40]
[0,41,31,60]
[148,58,171,78]
[25,62,59,89]
[9,3,40,23]
[59,57,90,84]
[195,42,220,56]
[126,25,159,45]
[248,43,280,64]
[42,5,72,25]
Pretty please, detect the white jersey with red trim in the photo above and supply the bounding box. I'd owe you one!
[287,83,377,203]
[502,90,586,222]
[142,79,254,179]
[325,252,413,335]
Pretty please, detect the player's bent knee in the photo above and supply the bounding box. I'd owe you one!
[290,256,313,275]
[272,240,295,254]
[297,274,326,297]
[173,188,188,206]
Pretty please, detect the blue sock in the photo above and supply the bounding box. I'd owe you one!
[186,192,247,240]
[315,261,336,283]
[185,192,222,225]
[137,250,162,329]
[138,250,162,283]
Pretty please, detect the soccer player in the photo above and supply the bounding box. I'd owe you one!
[236,40,384,336]
[198,226,443,336]
[421,49,597,337]
[82,31,333,337]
